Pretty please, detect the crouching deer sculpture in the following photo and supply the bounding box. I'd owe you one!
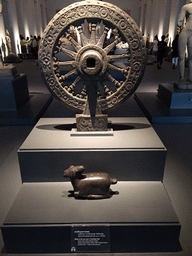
[63,165,117,199]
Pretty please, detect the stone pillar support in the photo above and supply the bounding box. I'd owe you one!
[168,0,181,44]
[150,0,160,42]
[144,0,153,41]
[0,5,6,58]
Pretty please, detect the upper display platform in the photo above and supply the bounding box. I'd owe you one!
[19,117,165,150]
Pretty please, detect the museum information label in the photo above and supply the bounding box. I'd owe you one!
[71,225,110,252]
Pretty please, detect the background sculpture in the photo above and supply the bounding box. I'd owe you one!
[0,0,2,15]
[177,0,192,89]
[0,48,3,66]
[5,29,12,55]
[1,38,6,59]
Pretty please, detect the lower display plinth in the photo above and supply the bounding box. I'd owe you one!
[1,182,181,253]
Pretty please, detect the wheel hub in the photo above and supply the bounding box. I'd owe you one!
[79,50,103,76]
[76,45,108,78]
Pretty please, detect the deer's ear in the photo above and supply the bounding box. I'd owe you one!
[76,165,85,173]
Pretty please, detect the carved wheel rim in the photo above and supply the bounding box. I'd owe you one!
[38,0,146,113]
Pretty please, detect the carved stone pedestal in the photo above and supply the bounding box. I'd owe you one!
[76,113,108,131]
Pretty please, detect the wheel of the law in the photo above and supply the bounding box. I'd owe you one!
[38,0,146,113]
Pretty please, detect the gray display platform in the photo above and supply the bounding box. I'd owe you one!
[0,94,52,125]
[158,83,192,109]
[18,117,166,182]
[0,68,53,125]
[4,53,21,63]
[0,74,29,111]
[135,91,192,124]
[1,182,181,254]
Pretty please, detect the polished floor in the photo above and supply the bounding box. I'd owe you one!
[0,58,192,256]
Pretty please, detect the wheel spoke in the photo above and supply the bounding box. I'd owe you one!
[107,54,129,62]
[100,80,113,98]
[104,37,121,55]
[59,68,77,82]
[65,76,81,94]
[59,45,77,59]
[89,24,96,45]
[78,26,89,47]
[105,72,122,88]
[78,84,87,99]
[107,62,128,75]
[65,32,81,52]
[96,27,109,48]
[57,60,76,68]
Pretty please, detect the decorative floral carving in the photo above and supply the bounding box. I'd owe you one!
[119,19,127,30]
[77,6,87,16]
[100,7,109,18]
[59,16,66,26]
[76,116,108,131]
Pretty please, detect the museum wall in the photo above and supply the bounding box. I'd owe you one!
[45,0,140,26]
[0,0,47,56]
[0,0,190,57]
[15,0,47,41]
[1,0,20,55]
[140,0,187,45]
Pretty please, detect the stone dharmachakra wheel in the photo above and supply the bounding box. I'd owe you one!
[38,0,147,113]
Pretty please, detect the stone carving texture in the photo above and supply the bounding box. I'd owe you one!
[39,0,146,112]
